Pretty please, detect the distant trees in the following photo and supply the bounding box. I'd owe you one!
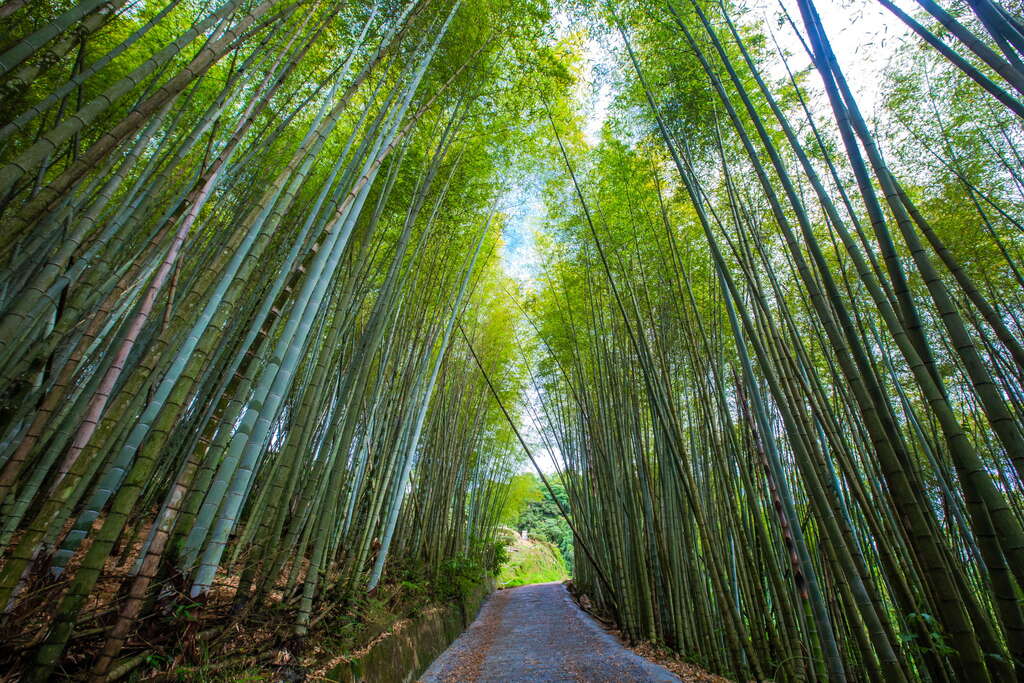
[510,473,574,572]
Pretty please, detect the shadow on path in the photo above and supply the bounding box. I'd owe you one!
[419,582,680,682]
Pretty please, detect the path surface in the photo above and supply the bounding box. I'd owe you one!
[419,582,680,682]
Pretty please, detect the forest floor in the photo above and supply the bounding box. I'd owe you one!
[418,582,687,682]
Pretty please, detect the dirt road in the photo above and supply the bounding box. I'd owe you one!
[419,582,680,682]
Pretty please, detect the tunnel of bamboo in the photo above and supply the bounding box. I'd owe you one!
[2,0,1024,680]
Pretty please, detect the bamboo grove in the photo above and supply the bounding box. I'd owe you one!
[2,0,1024,680]
[0,0,554,678]
[525,0,1024,681]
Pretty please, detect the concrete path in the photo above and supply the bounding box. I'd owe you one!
[419,582,680,682]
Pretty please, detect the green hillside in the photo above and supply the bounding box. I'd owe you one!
[497,473,574,573]
[497,530,569,588]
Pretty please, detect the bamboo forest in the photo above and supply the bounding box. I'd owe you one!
[2,0,1024,680]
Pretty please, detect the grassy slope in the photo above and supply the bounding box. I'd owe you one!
[498,533,569,587]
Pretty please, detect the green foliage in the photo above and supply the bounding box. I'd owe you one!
[497,534,568,587]
[497,472,543,525]
[435,555,489,601]
[511,474,573,572]
[484,536,512,576]
[172,601,201,622]
[902,613,957,658]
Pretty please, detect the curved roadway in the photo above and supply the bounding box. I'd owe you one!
[419,582,680,682]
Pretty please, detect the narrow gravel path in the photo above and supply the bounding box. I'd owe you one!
[419,582,681,682]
